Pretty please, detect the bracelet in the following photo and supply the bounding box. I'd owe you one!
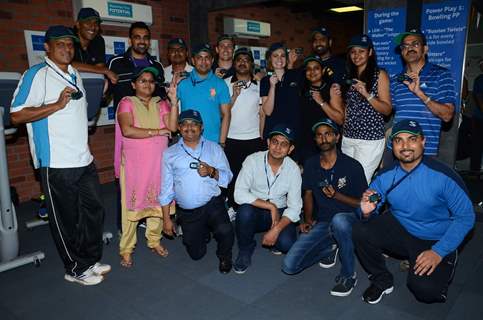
[424,96,431,105]
[367,94,375,102]
[147,130,153,136]
[319,101,326,108]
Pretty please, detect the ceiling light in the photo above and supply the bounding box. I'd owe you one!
[330,6,363,13]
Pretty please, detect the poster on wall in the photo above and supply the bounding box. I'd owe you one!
[23,30,159,126]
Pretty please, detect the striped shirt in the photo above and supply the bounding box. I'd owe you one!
[390,63,455,155]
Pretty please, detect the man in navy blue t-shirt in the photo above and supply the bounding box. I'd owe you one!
[282,118,367,297]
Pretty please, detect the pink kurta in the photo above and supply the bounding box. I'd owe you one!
[114,96,169,218]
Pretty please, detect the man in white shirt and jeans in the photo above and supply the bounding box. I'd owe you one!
[233,125,302,274]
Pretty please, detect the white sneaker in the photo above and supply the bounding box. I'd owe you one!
[227,207,237,222]
[64,269,103,286]
[90,262,111,275]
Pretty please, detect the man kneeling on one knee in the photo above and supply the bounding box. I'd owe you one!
[282,118,367,297]
[233,124,302,274]
[353,119,475,304]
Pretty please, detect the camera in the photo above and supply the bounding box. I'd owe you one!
[235,80,249,89]
[219,68,227,75]
[179,71,189,78]
[189,162,199,169]
[368,193,381,203]
[318,179,330,188]
[396,73,413,83]
[70,90,83,100]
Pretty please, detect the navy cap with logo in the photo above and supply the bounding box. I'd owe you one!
[77,7,101,22]
[217,34,235,45]
[347,34,373,49]
[168,37,187,49]
[311,26,331,39]
[394,28,426,45]
[303,54,324,67]
[44,25,79,43]
[390,119,424,140]
[268,124,295,142]
[179,109,203,124]
[191,43,213,57]
[234,47,254,61]
[311,117,340,134]
[131,66,160,82]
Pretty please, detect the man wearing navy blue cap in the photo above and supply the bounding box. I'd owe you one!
[308,26,345,85]
[233,124,302,274]
[11,25,109,286]
[390,28,455,157]
[283,118,367,297]
[353,119,474,304]
[176,43,231,145]
[160,109,234,274]
[164,37,192,83]
[72,8,118,84]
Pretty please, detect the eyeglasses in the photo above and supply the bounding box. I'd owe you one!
[137,79,156,84]
[269,138,291,148]
[400,41,422,50]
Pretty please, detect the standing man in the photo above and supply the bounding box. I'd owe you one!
[233,125,302,274]
[10,26,109,285]
[177,43,231,144]
[308,26,345,85]
[282,118,367,297]
[108,21,166,111]
[72,8,118,84]
[353,119,475,304]
[164,37,193,84]
[224,47,265,213]
[160,110,234,273]
[213,34,235,79]
[391,29,455,156]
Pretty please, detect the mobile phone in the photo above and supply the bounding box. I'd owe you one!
[368,193,381,203]
[397,73,413,83]
[189,162,199,169]
[319,179,330,188]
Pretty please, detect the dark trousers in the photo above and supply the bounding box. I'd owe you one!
[470,117,483,171]
[40,162,105,276]
[224,137,265,208]
[236,204,297,256]
[177,195,234,260]
[353,213,457,303]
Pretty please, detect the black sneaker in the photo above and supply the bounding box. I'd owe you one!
[319,247,339,269]
[233,254,251,274]
[362,284,394,304]
[330,273,357,297]
[218,257,232,274]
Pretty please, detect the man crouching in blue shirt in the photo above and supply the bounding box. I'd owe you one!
[353,119,475,304]
[159,110,234,273]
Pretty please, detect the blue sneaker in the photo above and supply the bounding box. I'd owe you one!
[319,247,339,269]
[233,254,251,274]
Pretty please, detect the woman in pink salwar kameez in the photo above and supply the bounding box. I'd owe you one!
[114,67,179,267]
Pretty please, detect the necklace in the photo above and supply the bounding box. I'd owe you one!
[136,96,151,105]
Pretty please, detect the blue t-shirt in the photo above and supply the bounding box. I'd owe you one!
[390,62,456,156]
[302,152,367,222]
[260,69,301,139]
[369,157,475,258]
[177,70,230,142]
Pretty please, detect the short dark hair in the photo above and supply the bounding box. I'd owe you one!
[129,22,150,38]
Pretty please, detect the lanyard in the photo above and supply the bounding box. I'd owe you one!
[264,153,282,197]
[181,141,204,162]
[190,72,208,87]
[45,62,81,92]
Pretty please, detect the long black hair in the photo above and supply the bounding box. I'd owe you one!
[346,47,378,92]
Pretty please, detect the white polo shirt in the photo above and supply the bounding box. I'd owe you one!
[11,57,93,169]
[225,76,261,140]
[163,63,193,83]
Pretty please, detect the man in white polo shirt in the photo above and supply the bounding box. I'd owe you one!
[10,25,109,286]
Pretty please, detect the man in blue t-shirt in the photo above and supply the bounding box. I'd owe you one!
[353,119,475,304]
[177,43,231,144]
[282,118,367,297]
[390,29,456,156]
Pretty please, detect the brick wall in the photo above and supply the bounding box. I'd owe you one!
[208,4,363,57]
[1,0,189,202]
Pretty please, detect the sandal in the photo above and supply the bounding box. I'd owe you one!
[151,245,169,258]
[120,253,133,268]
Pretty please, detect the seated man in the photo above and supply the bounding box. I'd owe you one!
[282,118,367,297]
[233,125,302,274]
[160,110,234,274]
[353,119,475,304]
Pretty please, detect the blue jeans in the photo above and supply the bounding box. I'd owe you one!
[282,211,357,278]
[235,204,297,258]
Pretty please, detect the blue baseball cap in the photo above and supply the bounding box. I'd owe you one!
[77,8,101,22]
[191,43,213,57]
[347,34,373,49]
[168,37,187,48]
[303,54,324,67]
[179,109,203,124]
[44,25,79,43]
[390,119,424,140]
[268,124,295,142]
[234,47,254,61]
[311,26,331,39]
[311,117,340,134]
[217,34,235,45]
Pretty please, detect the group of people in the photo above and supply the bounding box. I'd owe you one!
[9,7,476,306]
